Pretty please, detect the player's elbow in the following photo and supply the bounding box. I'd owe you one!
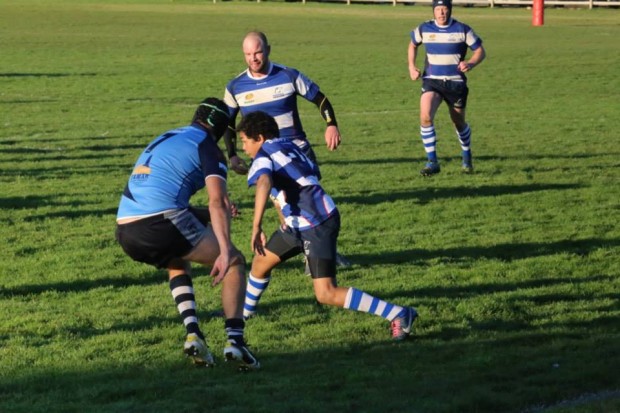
[209,195,228,214]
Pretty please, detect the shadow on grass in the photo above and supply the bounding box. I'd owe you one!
[0,272,166,298]
[318,153,619,167]
[406,274,616,300]
[249,274,618,326]
[30,134,152,144]
[22,207,119,221]
[0,99,60,105]
[0,327,618,413]
[0,195,94,210]
[0,143,144,157]
[2,163,131,182]
[336,183,582,206]
[0,72,98,78]
[1,132,176,147]
[1,262,618,412]
[349,237,619,265]
[0,147,59,155]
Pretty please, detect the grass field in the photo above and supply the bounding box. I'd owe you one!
[1,1,619,412]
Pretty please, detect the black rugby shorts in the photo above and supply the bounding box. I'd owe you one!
[115,207,210,269]
[265,211,340,279]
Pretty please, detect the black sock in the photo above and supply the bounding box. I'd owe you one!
[225,318,245,345]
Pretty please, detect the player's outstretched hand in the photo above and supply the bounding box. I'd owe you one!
[325,125,341,151]
[230,155,249,175]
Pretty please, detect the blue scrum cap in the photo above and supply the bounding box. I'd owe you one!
[432,0,452,9]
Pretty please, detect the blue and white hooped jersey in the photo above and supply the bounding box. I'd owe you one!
[411,18,483,81]
[247,138,337,231]
[224,62,320,143]
[117,124,227,220]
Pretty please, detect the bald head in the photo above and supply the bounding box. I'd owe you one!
[242,31,271,76]
[243,31,268,48]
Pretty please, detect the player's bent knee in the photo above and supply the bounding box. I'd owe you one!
[315,290,337,306]
[251,250,280,275]
[229,249,246,267]
[313,281,338,306]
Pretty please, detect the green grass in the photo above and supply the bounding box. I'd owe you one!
[1,1,619,412]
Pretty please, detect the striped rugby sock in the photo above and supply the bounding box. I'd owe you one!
[225,318,245,345]
[243,273,271,320]
[457,124,472,161]
[344,287,404,321]
[421,124,438,162]
[169,274,203,339]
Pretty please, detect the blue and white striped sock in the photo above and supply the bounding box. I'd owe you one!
[457,124,472,162]
[421,124,438,163]
[243,273,271,320]
[344,288,404,321]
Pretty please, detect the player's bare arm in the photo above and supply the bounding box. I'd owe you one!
[206,175,233,285]
[458,45,486,73]
[408,42,422,81]
[252,174,272,256]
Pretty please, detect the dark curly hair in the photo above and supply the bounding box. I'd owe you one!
[236,111,279,141]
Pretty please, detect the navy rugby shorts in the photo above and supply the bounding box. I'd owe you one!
[422,78,469,109]
[115,207,210,269]
[265,211,340,279]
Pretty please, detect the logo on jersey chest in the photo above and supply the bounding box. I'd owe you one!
[272,86,288,99]
[426,32,464,42]
[241,83,294,106]
[242,93,256,105]
[130,165,151,182]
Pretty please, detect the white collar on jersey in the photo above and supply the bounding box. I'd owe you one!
[246,62,274,80]
[434,18,453,29]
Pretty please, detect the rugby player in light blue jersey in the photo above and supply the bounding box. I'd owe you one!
[223,31,352,269]
[237,111,418,342]
[115,98,259,370]
[409,0,486,176]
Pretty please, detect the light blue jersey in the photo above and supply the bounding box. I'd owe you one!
[411,18,483,81]
[117,125,227,220]
[247,138,336,231]
[224,63,320,147]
